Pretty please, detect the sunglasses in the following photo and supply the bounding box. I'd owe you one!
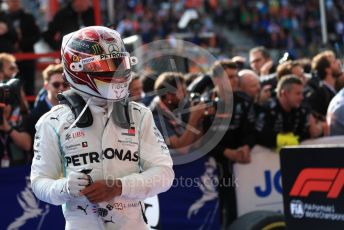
[51,81,69,89]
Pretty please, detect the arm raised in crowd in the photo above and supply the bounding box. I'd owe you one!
[168,102,206,154]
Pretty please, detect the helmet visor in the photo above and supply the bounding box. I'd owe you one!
[88,71,131,83]
[72,52,131,73]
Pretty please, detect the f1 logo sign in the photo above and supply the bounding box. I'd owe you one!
[289,168,344,198]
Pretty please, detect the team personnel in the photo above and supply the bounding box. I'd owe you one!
[207,60,256,227]
[255,75,323,149]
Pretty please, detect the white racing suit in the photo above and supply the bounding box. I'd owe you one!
[31,99,174,229]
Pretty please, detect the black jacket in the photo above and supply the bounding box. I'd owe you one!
[221,91,256,149]
[43,3,95,50]
[255,97,311,148]
[208,91,256,160]
[307,82,336,119]
[8,9,40,52]
[0,12,17,53]
[8,10,40,52]
[28,95,51,138]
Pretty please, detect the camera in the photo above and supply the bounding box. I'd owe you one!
[0,78,21,124]
[189,92,211,105]
[187,74,213,94]
[189,92,224,115]
[187,74,227,115]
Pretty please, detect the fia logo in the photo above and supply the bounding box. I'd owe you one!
[290,200,304,219]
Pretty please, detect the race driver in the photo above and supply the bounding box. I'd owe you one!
[30,26,174,229]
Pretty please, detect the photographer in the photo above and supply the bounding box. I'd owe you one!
[0,53,29,117]
[249,47,278,105]
[150,72,206,155]
[0,53,31,167]
[0,84,31,167]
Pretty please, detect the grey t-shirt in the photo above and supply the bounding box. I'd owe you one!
[327,88,344,136]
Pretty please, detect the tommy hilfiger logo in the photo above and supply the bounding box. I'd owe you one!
[122,127,135,136]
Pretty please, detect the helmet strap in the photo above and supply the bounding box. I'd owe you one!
[111,97,131,129]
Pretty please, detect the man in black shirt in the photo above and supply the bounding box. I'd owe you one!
[307,50,342,119]
[43,0,94,50]
[208,60,256,227]
[7,0,40,96]
[210,62,256,165]
[255,75,322,150]
[0,12,17,53]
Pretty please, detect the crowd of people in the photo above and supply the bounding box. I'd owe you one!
[111,0,344,56]
[236,0,344,51]
[1,0,344,97]
[127,46,344,226]
[130,46,343,156]
[0,52,68,167]
[0,0,95,96]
